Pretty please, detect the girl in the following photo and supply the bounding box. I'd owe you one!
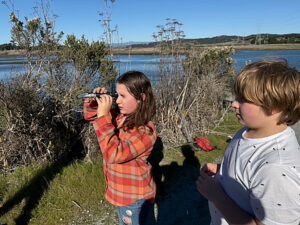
[84,71,157,225]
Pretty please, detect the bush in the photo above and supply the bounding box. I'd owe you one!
[0,1,115,171]
[152,19,236,147]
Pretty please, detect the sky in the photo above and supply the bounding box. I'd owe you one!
[1,0,300,45]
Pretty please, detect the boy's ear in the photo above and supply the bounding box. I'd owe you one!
[141,93,146,101]
[271,109,281,115]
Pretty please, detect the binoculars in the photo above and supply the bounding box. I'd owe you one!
[78,92,118,99]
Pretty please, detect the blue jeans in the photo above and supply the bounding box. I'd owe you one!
[116,199,156,225]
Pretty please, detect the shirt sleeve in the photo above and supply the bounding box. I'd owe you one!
[83,98,98,121]
[91,115,156,164]
[249,165,300,225]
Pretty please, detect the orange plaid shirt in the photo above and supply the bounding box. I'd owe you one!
[84,99,157,206]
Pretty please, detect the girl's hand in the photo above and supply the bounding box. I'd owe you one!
[93,87,113,118]
[196,171,223,202]
[201,163,220,176]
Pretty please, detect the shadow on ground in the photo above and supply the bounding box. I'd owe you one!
[148,138,211,225]
[0,138,86,225]
[1,135,211,225]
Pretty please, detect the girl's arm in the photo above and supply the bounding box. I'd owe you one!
[83,98,98,121]
[83,87,116,121]
[196,172,264,225]
[92,115,156,164]
[83,98,117,121]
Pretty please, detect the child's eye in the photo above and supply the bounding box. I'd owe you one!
[236,96,248,103]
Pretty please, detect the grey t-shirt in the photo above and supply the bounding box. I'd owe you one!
[210,127,300,225]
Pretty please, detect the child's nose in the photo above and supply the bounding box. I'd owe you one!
[116,96,121,104]
[231,100,239,108]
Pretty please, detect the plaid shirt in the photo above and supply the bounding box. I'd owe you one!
[84,99,157,206]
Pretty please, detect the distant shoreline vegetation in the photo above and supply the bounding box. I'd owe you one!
[1,33,300,56]
[131,33,300,47]
[1,44,300,57]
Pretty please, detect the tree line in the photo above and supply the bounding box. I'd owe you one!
[2,33,300,52]
[129,33,300,48]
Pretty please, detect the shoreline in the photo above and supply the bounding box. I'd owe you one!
[113,44,300,55]
[1,44,300,56]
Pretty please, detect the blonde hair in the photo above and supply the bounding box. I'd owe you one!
[234,59,300,125]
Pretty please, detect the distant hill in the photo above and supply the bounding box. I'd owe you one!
[129,33,300,48]
[2,33,300,50]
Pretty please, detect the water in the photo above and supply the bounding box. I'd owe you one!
[232,50,300,72]
[1,50,300,81]
[0,56,27,78]
[116,54,161,84]
[0,50,300,140]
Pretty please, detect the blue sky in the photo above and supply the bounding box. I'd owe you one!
[1,0,300,45]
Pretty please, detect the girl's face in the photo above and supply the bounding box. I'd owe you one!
[116,83,140,115]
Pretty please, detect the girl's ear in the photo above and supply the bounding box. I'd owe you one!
[141,93,146,101]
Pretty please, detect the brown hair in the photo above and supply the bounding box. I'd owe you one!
[234,59,300,126]
[117,71,156,130]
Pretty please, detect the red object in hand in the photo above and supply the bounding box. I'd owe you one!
[195,137,214,152]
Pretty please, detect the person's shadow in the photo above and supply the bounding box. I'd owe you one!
[149,139,266,225]
[148,140,211,225]
[0,134,86,225]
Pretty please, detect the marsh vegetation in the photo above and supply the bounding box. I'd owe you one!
[0,0,243,224]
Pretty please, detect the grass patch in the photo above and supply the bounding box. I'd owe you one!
[0,113,241,225]
[153,113,242,179]
[198,112,242,165]
[30,159,117,225]
[0,159,118,225]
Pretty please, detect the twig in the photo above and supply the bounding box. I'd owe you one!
[72,200,82,209]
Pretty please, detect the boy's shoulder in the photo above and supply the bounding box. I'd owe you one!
[229,126,300,161]
[232,127,248,141]
[241,127,299,165]
[232,126,298,142]
[227,127,300,183]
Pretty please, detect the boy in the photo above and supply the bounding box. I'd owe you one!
[197,59,300,224]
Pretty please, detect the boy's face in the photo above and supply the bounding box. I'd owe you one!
[232,98,276,129]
